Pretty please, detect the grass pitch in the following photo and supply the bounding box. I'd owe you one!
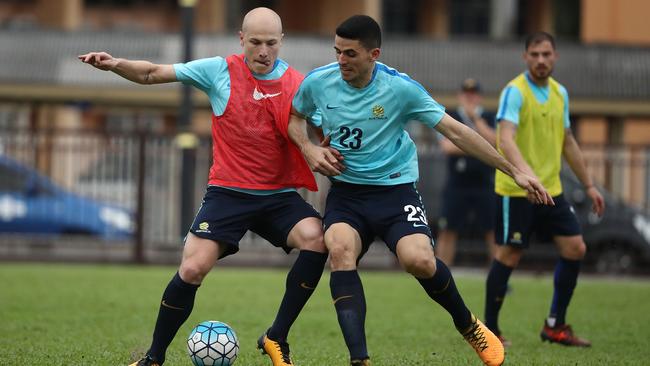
[1,263,648,365]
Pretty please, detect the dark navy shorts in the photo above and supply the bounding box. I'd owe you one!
[439,187,496,233]
[323,182,433,258]
[495,194,581,248]
[189,186,321,258]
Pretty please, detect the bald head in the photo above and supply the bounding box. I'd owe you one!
[239,7,284,75]
[241,7,283,35]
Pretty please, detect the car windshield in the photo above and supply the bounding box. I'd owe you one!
[0,162,28,192]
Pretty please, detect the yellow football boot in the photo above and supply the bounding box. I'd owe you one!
[460,315,505,366]
[129,355,160,366]
[257,331,293,366]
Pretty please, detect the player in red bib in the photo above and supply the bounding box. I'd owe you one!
[80,7,332,366]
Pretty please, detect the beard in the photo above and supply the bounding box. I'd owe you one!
[532,65,553,79]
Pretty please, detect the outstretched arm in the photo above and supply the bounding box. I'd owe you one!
[78,51,176,84]
[435,113,553,205]
[440,112,495,156]
[497,120,537,178]
[563,129,605,216]
[288,108,344,176]
[440,137,465,155]
[473,115,496,146]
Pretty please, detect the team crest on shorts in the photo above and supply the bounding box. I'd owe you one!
[196,222,211,233]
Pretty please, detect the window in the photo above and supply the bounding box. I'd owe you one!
[0,163,27,192]
[516,0,580,40]
[383,0,419,35]
[226,0,277,29]
[85,0,176,6]
[553,0,580,40]
[449,0,490,36]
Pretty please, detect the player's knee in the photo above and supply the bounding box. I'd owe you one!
[327,242,356,269]
[296,227,326,253]
[403,256,436,278]
[576,241,587,258]
[495,247,523,267]
[567,241,587,259]
[290,218,326,253]
[179,261,210,284]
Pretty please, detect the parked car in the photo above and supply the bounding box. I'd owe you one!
[0,155,134,240]
[417,152,650,274]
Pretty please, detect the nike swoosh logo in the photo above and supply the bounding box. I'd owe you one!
[300,282,316,290]
[332,295,353,304]
[253,87,281,100]
[161,300,184,310]
[326,104,340,109]
[412,223,428,228]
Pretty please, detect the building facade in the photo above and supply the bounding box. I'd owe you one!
[1,0,649,209]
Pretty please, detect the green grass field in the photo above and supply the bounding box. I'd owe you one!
[1,263,649,365]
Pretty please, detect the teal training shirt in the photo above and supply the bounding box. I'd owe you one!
[174,57,288,116]
[293,62,445,185]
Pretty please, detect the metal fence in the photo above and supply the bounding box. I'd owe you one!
[1,129,649,264]
[0,129,327,264]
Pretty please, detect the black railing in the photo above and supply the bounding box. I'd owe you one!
[1,129,649,266]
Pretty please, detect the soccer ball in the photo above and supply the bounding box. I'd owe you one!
[187,321,239,366]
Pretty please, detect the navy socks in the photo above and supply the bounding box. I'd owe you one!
[417,258,472,330]
[268,250,328,341]
[484,259,513,334]
[330,270,368,361]
[149,272,199,363]
[549,257,581,326]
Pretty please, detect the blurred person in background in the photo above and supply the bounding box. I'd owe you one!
[436,78,497,266]
[484,31,605,348]
[80,7,328,366]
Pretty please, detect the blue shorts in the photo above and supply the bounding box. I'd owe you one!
[323,182,433,258]
[495,194,581,248]
[439,187,496,233]
[189,186,321,258]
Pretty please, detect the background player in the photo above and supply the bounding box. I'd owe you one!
[436,78,497,266]
[484,31,605,347]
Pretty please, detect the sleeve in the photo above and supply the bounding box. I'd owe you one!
[307,108,322,128]
[559,85,571,129]
[173,57,227,94]
[402,79,445,128]
[292,76,317,119]
[496,85,523,125]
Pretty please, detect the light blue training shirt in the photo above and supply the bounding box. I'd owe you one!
[496,71,571,128]
[174,56,287,116]
[293,62,445,185]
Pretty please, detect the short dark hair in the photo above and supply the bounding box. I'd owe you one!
[460,78,481,93]
[335,15,382,50]
[525,31,556,50]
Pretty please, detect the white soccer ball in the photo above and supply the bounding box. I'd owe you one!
[187,321,239,366]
